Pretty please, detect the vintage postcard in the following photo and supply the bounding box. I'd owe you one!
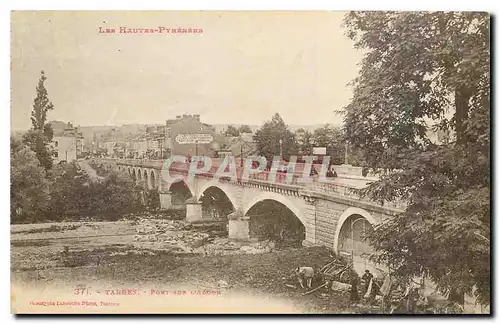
[10,11,490,314]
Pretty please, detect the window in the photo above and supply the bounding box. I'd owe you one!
[54,151,58,158]
[54,140,58,148]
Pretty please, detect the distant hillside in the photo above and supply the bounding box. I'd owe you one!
[39,120,340,145]
[289,124,339,132]
[212,123,338,134]
[77,124,163,144]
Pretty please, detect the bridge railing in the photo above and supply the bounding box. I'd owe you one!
[110,158,406,210]
[299,179,407,211]
[114,158,370,188]
[118,159,165,169]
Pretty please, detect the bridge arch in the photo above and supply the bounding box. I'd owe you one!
[166,179,195,198]
[150,170,157,189]
[333,207,378,257]
[196,181,239,210]
[243,192,305,225]
[244,192,306,247]
[167,179,194,211]
[142,169,149,188]
[196,181,238,221]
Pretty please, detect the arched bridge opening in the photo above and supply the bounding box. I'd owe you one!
[336,213,377,275]
[337,214,375,259]
[246,200,305,248]
[199,186,235,221]
[169,180,193,213]
[149,170,157,189]
[142,170,148,187]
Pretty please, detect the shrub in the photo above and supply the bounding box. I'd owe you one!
[10,146,51,223]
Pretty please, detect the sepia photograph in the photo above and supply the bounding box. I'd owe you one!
[10,10,490,314]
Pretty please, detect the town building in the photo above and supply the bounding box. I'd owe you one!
[165,114,227,157]
[223,135,257,160]
[122,132,165,159]
[49,121,84,163]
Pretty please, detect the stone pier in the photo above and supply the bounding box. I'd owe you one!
[159,190,173,210]
[227,211,250,241]
[186,198,203,222]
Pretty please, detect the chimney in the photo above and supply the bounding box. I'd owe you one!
[176,115,181,120]
[193,114,200,122]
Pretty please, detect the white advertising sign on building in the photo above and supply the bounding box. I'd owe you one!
[175,134,214,145]
[312,147,327,155]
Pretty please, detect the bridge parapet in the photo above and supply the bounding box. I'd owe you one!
[107,158,406,212]
[118,159,164,170]
[299,179,407,212]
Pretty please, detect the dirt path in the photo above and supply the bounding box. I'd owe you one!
[78,160,104,182]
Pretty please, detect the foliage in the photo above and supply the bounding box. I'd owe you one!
[144,188,161,211]
[46,162,91,220]
[225,125,240,137]
[87,172,143,219]
[238,124,252,133]
[295,128,314,155]
[23,71,55,171]
[295,125,346,164]
[10,141,51,223]
[253,113,297,161]
[10,136,23,154]
[11,71,148,223]
[11,157,144,223]
[313,125,345,164]
[342,12,490,305]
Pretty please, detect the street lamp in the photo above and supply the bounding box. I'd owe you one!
[240,142,244,168]
[279,138,283,157]
[344,142,349,165]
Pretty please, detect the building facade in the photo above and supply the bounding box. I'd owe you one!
[165,114,227,157]
[50,121,84,163]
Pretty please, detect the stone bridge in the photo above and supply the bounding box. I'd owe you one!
[95,158,405,261]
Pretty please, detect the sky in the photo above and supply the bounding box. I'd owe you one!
[11,11,363,130]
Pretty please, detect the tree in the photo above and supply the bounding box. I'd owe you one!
[47,162,91,220]
[225,125,240,137]
[49,162,143,221]
[253,113,297,161]
[312,125,345,164]
[10,140,50,223]
[295,128,314,155]
[92,172,143,218]
[23,71,55,170]
[342,12,490,306]
[238,124,252,133]
[10,136,23,154]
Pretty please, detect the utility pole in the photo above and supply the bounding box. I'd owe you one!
[344,142,349,165]
[195,139,198,157]
[240,142,243,168]
[279,138,283,157]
